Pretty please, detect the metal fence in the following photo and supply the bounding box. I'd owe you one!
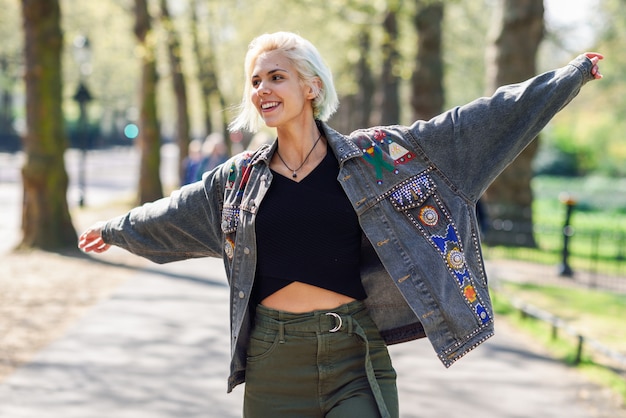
[483,223,626,378]
[483,223,626,293]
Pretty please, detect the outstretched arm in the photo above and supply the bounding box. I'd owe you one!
[405,52,604,200]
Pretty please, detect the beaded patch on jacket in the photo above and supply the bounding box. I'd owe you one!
[387,173,491,326]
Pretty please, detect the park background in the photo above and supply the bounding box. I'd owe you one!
[0,0,625,413]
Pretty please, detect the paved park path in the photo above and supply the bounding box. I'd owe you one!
[0,254,623,417]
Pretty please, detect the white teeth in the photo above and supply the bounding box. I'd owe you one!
[261,102,279,109]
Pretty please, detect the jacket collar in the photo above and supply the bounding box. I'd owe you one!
[246,120,364,168]
[318,121,363,165]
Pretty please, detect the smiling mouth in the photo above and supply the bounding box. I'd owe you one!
[261,101,280,111]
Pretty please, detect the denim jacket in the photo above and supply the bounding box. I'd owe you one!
[102,55,594,392]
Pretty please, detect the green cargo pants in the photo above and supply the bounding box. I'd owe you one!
[243,300,399,418]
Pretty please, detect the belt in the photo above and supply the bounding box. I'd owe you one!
[254,301,392,418]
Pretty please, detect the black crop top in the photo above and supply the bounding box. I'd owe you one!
[253,150,366,305]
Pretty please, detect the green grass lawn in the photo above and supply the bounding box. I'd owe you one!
[487,175,626,405]
[492,282,626,407]
[485,175,626,276]
[497,282,626,352]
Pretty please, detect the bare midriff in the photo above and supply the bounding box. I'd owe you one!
[260,281,356,313]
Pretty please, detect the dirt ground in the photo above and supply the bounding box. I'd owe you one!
[0,246,146,382]
[0,202,146,382]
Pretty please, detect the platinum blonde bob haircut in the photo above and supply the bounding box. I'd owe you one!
[229,32,339,133]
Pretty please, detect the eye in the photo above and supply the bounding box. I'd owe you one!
[272,74,284,81]
[251,79,260,87]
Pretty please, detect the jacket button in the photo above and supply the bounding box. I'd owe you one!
[238,291,245,299]
[243,247,250,255]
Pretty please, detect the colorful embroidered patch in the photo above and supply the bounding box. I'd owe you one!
[388,141,415,165]
[362,143,397,184]
[446,247,465,271]
[475,304,490,324]
[432,224,471,286]
[224,237,235,260]
[225,153,253,192]
[221,207,240,234]
[374,129,387,143]
[388,174,436,210]
[226,163,237,190]
[355,134,399,184]
[464,285,477,302]
[389,178,492,326]
[419,206,439,226]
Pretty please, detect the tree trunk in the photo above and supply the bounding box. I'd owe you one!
[160,0,190,186]
[134,0,162,204]
[377,9,401,125]
[189,0,230,151]
[483,0,544,247]
[411,1,444,121]
[19,0,76,251]
[355,29,375,128]
[331,28,376,133]
[189,0,211,137]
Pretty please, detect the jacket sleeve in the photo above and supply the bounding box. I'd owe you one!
[101,159,231,264]
[405,54,595,200]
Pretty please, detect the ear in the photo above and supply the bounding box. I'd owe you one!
[306,77,322,100]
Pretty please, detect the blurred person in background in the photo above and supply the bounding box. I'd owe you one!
[181,139,203,186]
[196,132,229,181]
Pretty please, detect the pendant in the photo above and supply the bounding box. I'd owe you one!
[292,172,297,178]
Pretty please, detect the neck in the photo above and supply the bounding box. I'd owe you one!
[273,121,326,179]
[276,121,322,158]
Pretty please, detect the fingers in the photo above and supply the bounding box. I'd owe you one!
[78,222,110,253]
[591,66,603,79]
[80,237,111,253]
[583,52,604,80]
[584,52,604,61]
[77,233,98,252]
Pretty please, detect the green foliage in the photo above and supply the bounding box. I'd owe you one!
[60,1,139,128]
[2,0,623,173]
[487,175,626,277]
[536,0,626,179]
[441,1,489,106]
[0,0,21,57]
[533,175,626,216]
[534,124,597,176]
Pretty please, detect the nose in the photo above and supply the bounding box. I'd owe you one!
[257,81,270,95]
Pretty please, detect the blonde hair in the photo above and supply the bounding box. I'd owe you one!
[229,32,338,133]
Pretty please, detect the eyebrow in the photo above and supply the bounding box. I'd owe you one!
[252,68,288,79]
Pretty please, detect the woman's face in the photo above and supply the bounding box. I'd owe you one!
[250,50,316,129]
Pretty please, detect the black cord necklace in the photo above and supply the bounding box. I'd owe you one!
[276,132,322,178]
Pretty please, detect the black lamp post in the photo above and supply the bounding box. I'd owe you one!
[558,193,576,277]
[72,35,92,207]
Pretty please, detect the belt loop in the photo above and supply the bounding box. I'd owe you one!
[278,322,285,344]
[347,315,353,336]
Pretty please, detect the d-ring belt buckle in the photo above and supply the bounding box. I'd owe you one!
[325,312,342,332]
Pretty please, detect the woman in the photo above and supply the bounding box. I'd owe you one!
[79,32,603,418]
